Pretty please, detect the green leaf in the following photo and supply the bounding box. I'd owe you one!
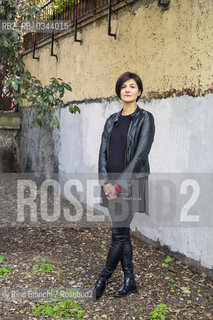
[69,106,74,113]
[8,12,13,20]
[165,256,173,263]
[31,7,38,15]
[74,105,80,113]
[69,105,80,114]
[3,39,9,47]
[12,32,19,41]
[58,85,64,92]
[71,301,79,308]
[48,95,54,103]
[37,118,42,127]
[50,116,60,129]
[64,83,72,91]
[11,81,18,90]
[24,71,32,80]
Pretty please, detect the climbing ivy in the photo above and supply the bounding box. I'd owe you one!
[53,0,81,15]
[26,0,81,16]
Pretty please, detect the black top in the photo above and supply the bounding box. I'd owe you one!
[107,114,132,174]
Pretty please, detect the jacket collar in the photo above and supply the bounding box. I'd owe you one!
[114,104,141,125]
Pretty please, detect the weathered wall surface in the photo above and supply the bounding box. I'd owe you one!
[0,129,19,172]
[23,0,213,101]
[20,0,213,273]
[59,94,213,174]
[0,112,21,172]
[18,107,60,173]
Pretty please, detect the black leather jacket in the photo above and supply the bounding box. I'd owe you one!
[98,105,155,192]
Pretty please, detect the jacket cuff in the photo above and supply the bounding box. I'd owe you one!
[98,172,109,186]
[99,178,109,186]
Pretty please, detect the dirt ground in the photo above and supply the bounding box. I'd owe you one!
[0,225,213,320]
[0,175,213,319]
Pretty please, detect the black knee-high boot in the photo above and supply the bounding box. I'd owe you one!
[113,229,138,297]
[92,228,125,300]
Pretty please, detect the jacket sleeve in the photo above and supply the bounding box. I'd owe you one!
[115,112,155,192]
[98,119,109,186]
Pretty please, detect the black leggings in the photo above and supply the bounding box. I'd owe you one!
[107,197,135,228]
[99,208,135,281]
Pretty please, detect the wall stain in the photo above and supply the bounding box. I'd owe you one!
[64,84,213,106]
[142,84,213,102]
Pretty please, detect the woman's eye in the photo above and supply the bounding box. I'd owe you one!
[121,85,136,89]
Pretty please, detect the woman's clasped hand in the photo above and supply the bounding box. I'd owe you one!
[103,183,118,200]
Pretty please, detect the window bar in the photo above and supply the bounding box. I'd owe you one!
[108,0,117,38]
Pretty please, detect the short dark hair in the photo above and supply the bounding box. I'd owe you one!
[115,72,143,102]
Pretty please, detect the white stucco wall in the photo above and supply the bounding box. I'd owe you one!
[57,94,213,270]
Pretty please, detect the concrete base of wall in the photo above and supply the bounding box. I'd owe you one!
[133,227,213,280]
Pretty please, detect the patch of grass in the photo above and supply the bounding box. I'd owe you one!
[0,256,13,276]
[162,256,173,268]
[149,304,171,320]
[0,265,13,276]
[193,285,201,293]
[31,256,55,275]
[31,300,85,319]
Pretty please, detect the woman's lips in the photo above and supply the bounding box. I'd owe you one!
[124,95,131,96]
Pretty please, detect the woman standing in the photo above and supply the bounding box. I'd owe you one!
[92,71,155,300]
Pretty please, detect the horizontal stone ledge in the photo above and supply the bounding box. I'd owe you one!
[0,112,21,130]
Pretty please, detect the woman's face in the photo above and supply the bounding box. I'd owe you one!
[120,78,141,103]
